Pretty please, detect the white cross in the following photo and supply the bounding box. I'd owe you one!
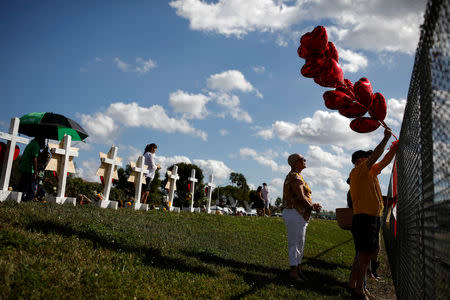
[167,165,179,209]
[128,155,149,208]
[49,135,79,198]
[0,118,29,191]
[101,146,123,202]
[205,174,215,214]
[188,168,198,212]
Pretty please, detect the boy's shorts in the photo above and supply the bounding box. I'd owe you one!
[351,214,380,254]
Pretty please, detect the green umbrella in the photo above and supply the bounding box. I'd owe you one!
[19,112,89,141]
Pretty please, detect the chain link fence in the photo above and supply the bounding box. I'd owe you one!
[382,0,449,299]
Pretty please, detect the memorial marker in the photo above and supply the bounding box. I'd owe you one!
[96,145,122,209]
[45,134,78,205]
[0,117,29,202]
[128,155,149,211]
[205,174,215,214]
[188,169,198,212]
[167,165,179,212]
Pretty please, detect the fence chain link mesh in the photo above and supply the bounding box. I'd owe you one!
[382,0,449,299]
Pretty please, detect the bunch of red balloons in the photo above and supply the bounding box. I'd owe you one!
[298,26,388,133]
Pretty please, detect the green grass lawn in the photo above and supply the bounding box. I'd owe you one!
[0,201,358,299]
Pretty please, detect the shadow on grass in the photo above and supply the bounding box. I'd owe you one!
[302,237,354,270]
[21,215,353,298]
[25,219,216,277]
[183,249,350,299]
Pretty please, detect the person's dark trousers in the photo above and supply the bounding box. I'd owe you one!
[18,172,35,201]
[371,260,380,278]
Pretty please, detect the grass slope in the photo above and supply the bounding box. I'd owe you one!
[1,201,360,299]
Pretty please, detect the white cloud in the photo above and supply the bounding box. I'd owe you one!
[169,0,302,38]
[106,102,207,140]
[256,110,375,150]
[156,155,192,176]
[119,144,142,165]
[253,66,266,73]
[169,90,210,119]
[80,102,207,144]
[239,147,290,173]
[80,113,117,144]
[385,98,406,127]
[311,188,347,212]
[114,57,157,74]
[213,93,252,123]
[304,166,348,191]
[192,159,232,183]
[303,166,348,209]
[219,129,228,136]
[170,0,425,53]
[306,145,351,169]
[135,57,157,74]
[207,70,262,98]
[114,57,131,72]
[77,159,101,183]
[338,47,368,73]
[266,177,283,204]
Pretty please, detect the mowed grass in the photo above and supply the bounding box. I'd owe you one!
[0,201,356,299]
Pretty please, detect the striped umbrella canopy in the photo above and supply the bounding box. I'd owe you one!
[19,112,89,141]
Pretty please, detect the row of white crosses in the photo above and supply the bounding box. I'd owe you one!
[0,117,217,213]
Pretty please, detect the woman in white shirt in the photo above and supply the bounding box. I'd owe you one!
[141,143,161,204]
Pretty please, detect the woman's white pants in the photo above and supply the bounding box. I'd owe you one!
[283,208,308,266]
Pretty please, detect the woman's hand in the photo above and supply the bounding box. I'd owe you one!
[312,203,322,212]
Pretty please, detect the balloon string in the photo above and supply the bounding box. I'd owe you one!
[375,118,398,140]
[359,103,399,141]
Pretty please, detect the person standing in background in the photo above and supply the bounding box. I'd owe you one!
[262,182,270,216]
[141,143,161,204]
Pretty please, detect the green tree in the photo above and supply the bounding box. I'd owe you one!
[161,163,205,208]
[148,169,162,206]
[275,196,282,207]
[229,172,249,190]
[212,185,241,204]
[229,172,249,203]
[114,165,135,199]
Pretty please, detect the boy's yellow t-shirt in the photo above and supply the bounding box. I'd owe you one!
[350,162,384,217]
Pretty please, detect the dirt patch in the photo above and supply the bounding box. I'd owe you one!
[366,238,397,300]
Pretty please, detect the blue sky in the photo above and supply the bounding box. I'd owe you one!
[0,0,427,210]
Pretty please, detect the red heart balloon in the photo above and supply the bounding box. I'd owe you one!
[369,92,387,121]
[300,26,328,54]
[344,78,354,90]
[350,117,381,133]
[301,55,326,78]
[314,58,343,88]
[354,77,373,108]
[14,145,20,160]
[336,80,356,100]
[339,102,367,118]
[323,90,353,110]
[0,142,5,162]
[324,42,338,62]
[297,45,308,59]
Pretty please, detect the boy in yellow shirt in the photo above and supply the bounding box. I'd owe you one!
[349,128,398,299]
